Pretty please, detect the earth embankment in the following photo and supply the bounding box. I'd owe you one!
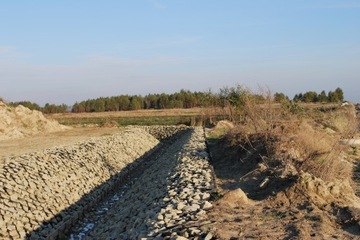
[86,127,215,239]
[1,127,160,239]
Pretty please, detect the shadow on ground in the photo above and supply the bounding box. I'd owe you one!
[207,138,296,201]
[28,130,190,239]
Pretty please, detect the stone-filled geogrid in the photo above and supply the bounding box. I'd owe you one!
[0,126,215,239]
[90,127,214,239]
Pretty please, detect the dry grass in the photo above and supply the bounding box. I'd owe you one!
[277,119,353,182]
[47,108,206,119]
[47,108,211,126]
[47,108,228,126]
[221,90,358,184]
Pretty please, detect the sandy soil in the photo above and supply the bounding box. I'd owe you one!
[206,137,360,240]
[0,127,122,159]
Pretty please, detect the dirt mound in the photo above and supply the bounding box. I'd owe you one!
[217,188,254,207]
[215,120,234,129]
[0,101,69,141]
[205,120,234,139]
[102,120,119,128]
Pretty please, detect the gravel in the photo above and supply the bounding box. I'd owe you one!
[0,126,214,239]
[0,127,159,239]
[88,127,215,239]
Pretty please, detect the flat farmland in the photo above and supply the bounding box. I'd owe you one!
[46,108,222,126]
[46,103,343,126]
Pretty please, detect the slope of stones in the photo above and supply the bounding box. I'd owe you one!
[137,125,189,140]
[88,127,215,239]
[0,102,69,141]
[0,127,160,239]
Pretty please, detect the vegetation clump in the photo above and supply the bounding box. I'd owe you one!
[212,86,357,184]
[293,87,344,103]
[207,87,360,238]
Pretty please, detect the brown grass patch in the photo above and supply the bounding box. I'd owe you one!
[47,108,206,119]
[222,93,358,184]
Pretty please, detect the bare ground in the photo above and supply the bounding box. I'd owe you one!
[0,126,122,159]
[207,137,360,240]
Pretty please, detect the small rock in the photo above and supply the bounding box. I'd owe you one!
[202,201,213,210]
[201,192,211,200]
[157,214,164,221]
[174,236,188,240]
[169,190,177,197]
[188,227,201,235]
[205,232,213,240]
[10,194,19,202]
[197,209,207,216]
[179,193,188,200]
[177,202,186,210]
[184,204,200,213]
[193,194,201,200]
[164,213,174,223]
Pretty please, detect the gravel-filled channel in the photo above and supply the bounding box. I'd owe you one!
[79,127,215,239]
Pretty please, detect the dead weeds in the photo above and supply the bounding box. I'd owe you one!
[206,97,360,239]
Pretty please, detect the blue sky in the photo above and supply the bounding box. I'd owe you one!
[1,0,359,105]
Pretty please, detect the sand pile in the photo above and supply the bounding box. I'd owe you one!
[0,101,69,141]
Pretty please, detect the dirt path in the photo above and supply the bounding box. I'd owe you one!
[0,127,122,159]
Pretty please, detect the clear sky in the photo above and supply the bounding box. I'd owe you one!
[1,0,359,106]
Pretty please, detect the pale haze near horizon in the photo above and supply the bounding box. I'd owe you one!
[0,0,359,106]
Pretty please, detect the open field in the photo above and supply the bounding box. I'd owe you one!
[47,103,344,126]
[48,108,205,118]
[47,108,211,126]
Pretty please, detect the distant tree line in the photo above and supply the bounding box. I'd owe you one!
[8,101,41,111]
[4,86,346,114]
[293,87,344,103]
[71,89,221,113]
[8,101,68,114]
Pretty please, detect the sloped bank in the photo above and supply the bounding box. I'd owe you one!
[138,125,189,141]
[89,127,215,239]
[0,127,173,239]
